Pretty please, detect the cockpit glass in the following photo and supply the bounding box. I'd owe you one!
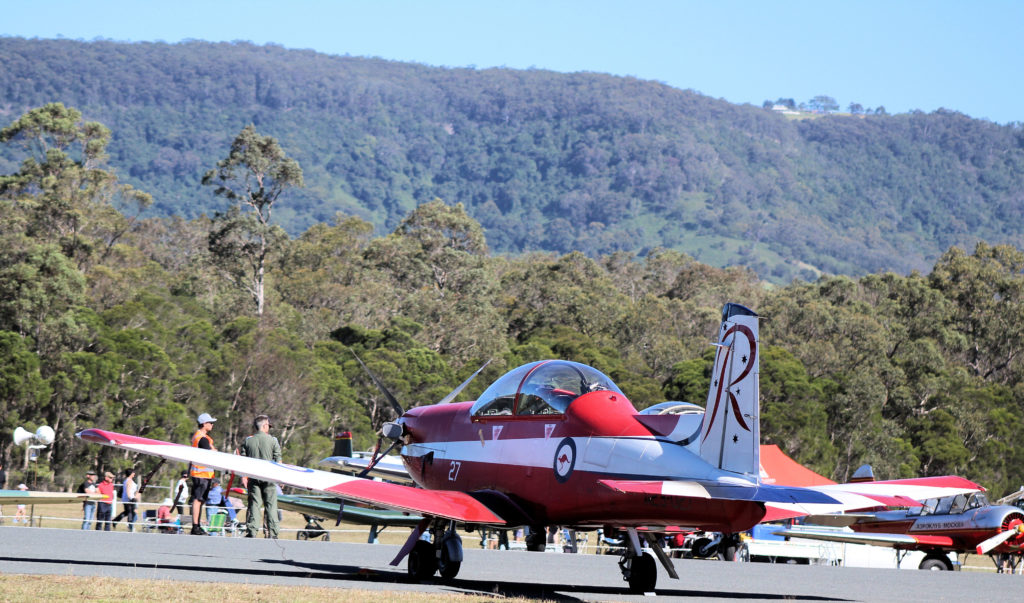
[469,360,623,417]
[934,496,954,515]
[516,361,622,415]
[470,361,541,417]
[921,498,938,516]
[948,494,967,514]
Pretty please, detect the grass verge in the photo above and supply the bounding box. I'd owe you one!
[0,574,521,603]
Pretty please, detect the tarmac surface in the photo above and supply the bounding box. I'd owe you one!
[1,526,1021,601]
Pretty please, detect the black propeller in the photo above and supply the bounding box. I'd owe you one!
[347,347,491,468]
[349,349,405,420]
[350,348,491,420]
[339,352,490,526]
[438,358,492,405]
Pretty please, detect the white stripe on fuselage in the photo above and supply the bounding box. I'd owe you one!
[405,435,724,482]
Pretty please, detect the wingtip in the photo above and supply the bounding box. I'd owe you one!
[75,428,110,444]
[77,427,129,447]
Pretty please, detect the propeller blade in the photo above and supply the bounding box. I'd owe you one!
[438,359,492,405]
[350,348,405,418]
[976,525,1023,555]
[335,499,345,527]
[356,437,384,479]
[358,439,402,478]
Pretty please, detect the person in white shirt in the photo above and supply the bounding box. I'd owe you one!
[112,468,140,531]
[172,472,190,514]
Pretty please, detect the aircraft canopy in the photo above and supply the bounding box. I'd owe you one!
[910,492,989,516]
[470,360,624,417]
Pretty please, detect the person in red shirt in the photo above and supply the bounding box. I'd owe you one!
[156,497,177,533]
[95,471,116,531]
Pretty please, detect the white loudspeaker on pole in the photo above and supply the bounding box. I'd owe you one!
[34,425,55,446]
[14,424,54,473]
[13,425,54,447]
[13,426,34,446]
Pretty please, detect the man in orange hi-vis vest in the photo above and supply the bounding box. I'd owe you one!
[189,412,217,535]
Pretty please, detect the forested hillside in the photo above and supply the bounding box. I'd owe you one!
[1,102,1023,498]
[2,37,1023,282]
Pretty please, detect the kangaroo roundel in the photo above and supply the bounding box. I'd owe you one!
[553,437,576,483]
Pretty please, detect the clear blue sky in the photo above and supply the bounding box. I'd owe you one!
[3,0,1022,124]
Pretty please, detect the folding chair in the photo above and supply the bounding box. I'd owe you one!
[207,511,228,536]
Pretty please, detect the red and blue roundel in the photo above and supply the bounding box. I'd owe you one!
[553,437,576,483]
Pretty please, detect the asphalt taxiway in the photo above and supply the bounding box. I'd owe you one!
[1,526,1020,601]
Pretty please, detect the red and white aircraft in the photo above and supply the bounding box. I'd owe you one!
[773,490,1024,570]
[77,303,981,592]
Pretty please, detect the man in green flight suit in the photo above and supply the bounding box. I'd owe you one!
[240,414,282,538]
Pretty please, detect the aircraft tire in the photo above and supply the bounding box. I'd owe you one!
[627,552,657,593]
[438,546,461,580]
[919,556,952,571]
[718,533,738,561]
[408,540,438,580]
[691,537,715,558]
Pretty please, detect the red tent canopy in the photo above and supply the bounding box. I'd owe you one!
[758,444,835,487]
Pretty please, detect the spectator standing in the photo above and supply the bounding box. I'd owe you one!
[240,414,281,538]
[77,470,99,529]
[0,463,6,523]
[172,471,189,514]
[95,472,115,530]
[112,468,140,531]
[189,413,218,535]
[14,483,29,524]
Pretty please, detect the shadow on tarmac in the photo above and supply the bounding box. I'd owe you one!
[0,555,849,601]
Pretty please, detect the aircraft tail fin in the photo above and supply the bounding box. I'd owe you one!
[850,464,876,482]
[698,303,760,480]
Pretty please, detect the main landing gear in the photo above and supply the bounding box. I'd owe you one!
[408,519,464,581]
[617,527,679,593]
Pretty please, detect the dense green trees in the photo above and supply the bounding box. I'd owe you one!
[3,39,1024,284]
[0,102,152,267]
[203,125,304,317]
[1,101,1023,500]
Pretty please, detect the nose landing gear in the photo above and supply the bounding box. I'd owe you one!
[617,527,680,593]
[620,550,658,593]
[407,519,464,581]
[619,528,658,592]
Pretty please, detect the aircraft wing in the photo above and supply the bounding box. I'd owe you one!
[318,455,414,484]
[598,480,841,504]
[761,476,983,522]
[996,486,1024,506]
[599,476,981,522]
[0,490,105,505]
[802,513,878,527]
[235,489,424,527]
[772,528,956,549]
[77,428,504,525]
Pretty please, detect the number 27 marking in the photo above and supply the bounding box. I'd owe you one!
[448,461,462,481]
